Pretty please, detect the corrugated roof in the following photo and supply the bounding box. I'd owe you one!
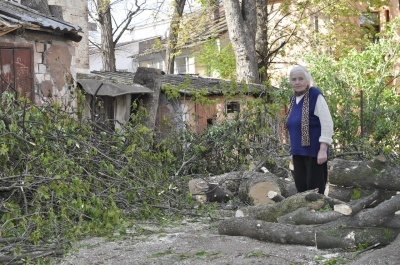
[78,69,273,97]
[0,0,82,41]
[77,71,154,97]
[161,74,270,96]
[77,79,153,97]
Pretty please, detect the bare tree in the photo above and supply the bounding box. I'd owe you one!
[89,0,146,71]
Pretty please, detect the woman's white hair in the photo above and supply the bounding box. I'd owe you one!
[289,65,314,87]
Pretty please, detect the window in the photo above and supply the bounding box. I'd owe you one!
[175,57,187,74]
[175,56,195,74]
[0,47,33,100]
[360,12,380,42]
[226,101,240,113]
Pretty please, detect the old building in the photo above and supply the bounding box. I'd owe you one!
[0,0,87,108]
[77,67,273,136]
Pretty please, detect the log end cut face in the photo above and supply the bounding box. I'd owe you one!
[249,182,281,206]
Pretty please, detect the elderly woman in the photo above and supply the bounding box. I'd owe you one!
[286,65,334,194]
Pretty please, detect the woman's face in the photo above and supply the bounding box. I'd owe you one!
[290,70,308,93]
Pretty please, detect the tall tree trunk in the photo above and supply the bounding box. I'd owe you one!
[97,0,116,72]
[255,0,269,82]
[165,0,186,74]
[221,0,259,83]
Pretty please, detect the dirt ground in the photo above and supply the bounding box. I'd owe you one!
[58,217,358,265]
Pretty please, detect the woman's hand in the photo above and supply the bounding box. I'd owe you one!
[317,143,328,164]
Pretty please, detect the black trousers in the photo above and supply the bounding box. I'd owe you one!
[292,155,327,194]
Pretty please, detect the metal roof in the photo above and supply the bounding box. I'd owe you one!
[161,74,271,96]
[77,79,153,97]
[0,0,82,41]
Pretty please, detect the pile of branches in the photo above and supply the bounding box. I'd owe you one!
[0,86,288,263]
[0,94,191,263]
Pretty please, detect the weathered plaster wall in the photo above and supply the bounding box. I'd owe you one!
[34,38,76,107]
[0,32,78,108]
[48,0,89,74]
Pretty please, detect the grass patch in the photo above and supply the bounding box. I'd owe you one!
[246,250,269,258]
[148,248,174,258]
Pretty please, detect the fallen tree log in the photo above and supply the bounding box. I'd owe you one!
[268,191,285,202]
[218,217,317,246]
[328,156,400,191]
[207,171,243,194]
[321,194,400,229]
[221,194,400,249]
[218,217,400,249]
[384,215,400,229]
[277,207,343,225]
[235,189,319,221]
[325,184,352,202]
[315,226,400,249]
[238,172,281,205]
[188,171,297,205]
[349,233,400,265]
[277,191,381,225]
[188,178,233,203]
[333,190,382,216]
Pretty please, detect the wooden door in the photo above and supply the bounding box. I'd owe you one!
[0,47,33,100]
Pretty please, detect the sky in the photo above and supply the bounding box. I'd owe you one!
[89,0,201,43]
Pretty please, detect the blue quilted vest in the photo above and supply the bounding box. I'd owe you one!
[286,87,322,157]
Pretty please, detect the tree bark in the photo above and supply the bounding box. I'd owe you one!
[325,184,353,202]
[328,156,400,191]
[218,217,317,246]
[219,217,400,250]
[277,190,381,225]
[236,189,319,221]
[188,178,233,203]
[221,0,259,83]
[97,0,116,71]
[221,193,400,249]
[315,227,400,250]
[349,233,400,265]
[165,0,186,74]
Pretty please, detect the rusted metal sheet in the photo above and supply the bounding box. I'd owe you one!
[0,47,33,100]
[0,48,14,95]
[195,101,217,133]
[14,48,32,98]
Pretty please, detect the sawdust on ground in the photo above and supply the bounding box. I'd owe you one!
[58,216,357,265]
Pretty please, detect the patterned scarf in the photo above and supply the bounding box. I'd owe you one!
[286,87,310,146]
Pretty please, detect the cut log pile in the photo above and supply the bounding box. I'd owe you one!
[188,156,400,257]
